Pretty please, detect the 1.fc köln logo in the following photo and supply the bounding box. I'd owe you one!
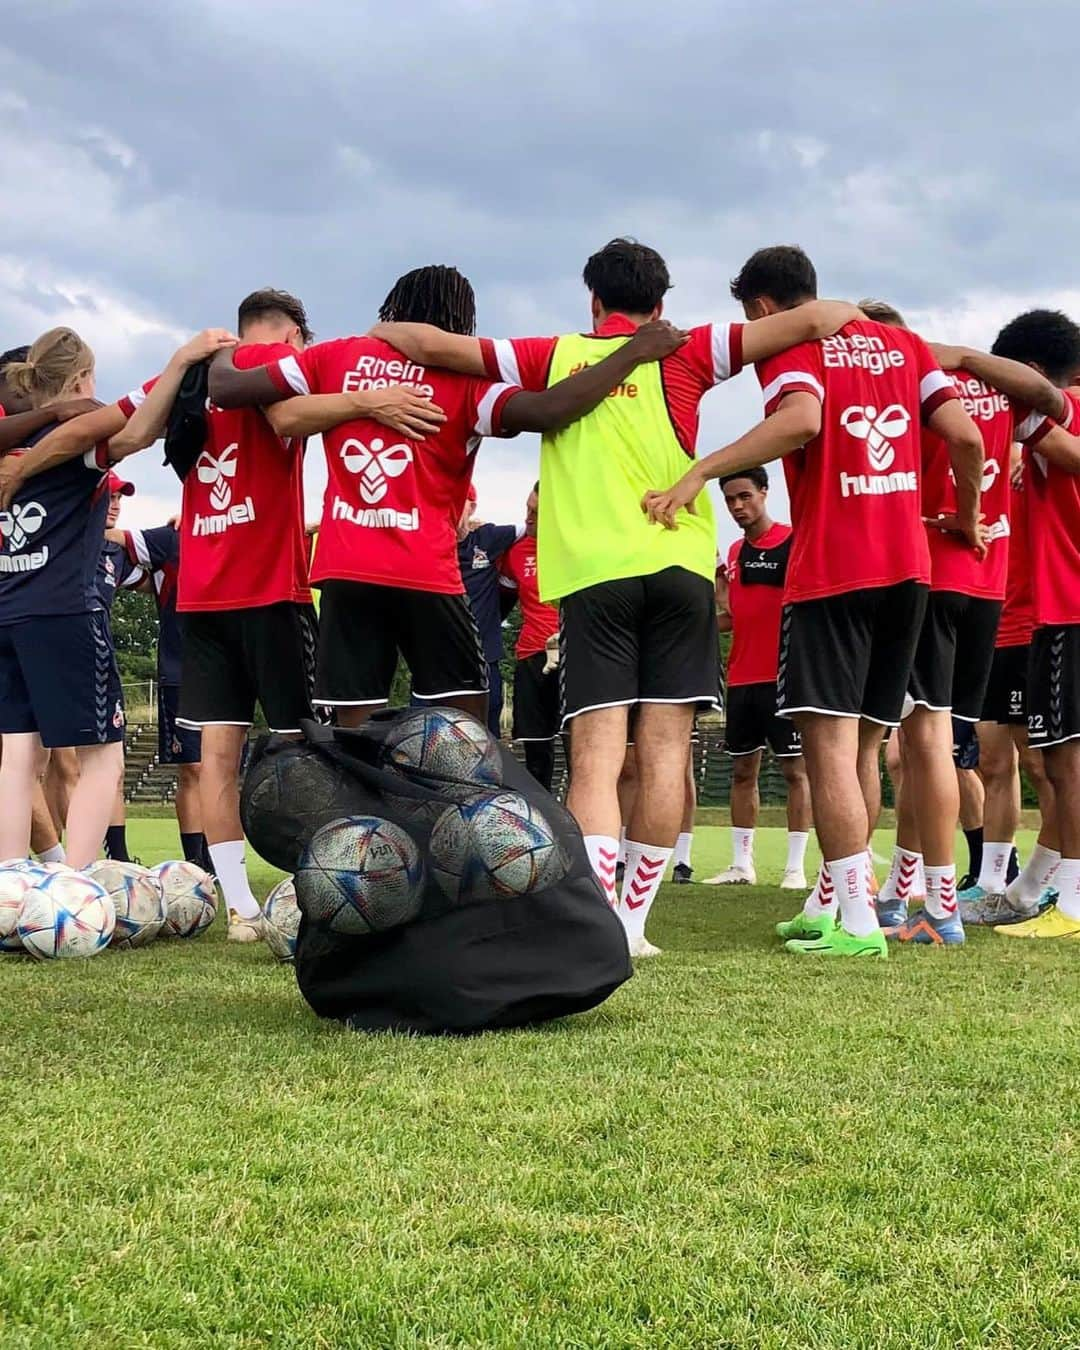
[839,404,912,471]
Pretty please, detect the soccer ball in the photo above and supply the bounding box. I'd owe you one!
[0,862,73,953]
[429,790,570,904]
[86,860,167,949]
[152,861,218,938]
[17,870,115,959]
[241,743,368,872]
[295,816,425,936]
[381,707,502,798]
[263,877,301,962]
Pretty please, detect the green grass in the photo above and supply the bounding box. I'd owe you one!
[2,822,1079,1349]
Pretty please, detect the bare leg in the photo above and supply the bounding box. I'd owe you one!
[1018,733,1059,852]
[66,743,124,869]
[198,725,248,846]
[0,733,49,860]
[337,703,387,730]
[957,767,984,831]
[627,704,697,847]
[977,722,1020,845]
[794,714,867,860]
[30,781,62,857]
[894,733,921,854]
[729,750,762,829]
[1042,743,1080,859]
[617,745,638,834]
[45,746,79,835]
[780,755,812,833]
[900,708,957,868]
[566,706,630,841]
[681,748,697,833]
[175,762,202,834]
[857,720,887,840]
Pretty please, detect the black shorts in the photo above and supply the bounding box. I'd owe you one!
[316,581,486,708]
[179,603,318,734]
[725,681,802,758]
[513,650,560,742]
[981,644,1028,725]
[909,591,1002,721]
[158,683,202,765]
[777,580,928,726]
[559,567,719,727]
[1028,625,1080,749]
[952,716,980,770]
[0,613,124,748]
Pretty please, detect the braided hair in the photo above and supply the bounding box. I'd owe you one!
[378,266,477,336]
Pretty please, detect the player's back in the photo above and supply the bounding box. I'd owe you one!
[757,319,950,602]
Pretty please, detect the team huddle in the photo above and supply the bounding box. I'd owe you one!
[1,237,1078,960]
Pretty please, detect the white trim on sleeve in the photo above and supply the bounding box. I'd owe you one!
[127,529,151,568]
[474,383,516,437]
[491,338,521,386]
[277,354,310,396]
[761,370,825,407]
[711,323,735,383]
[919,369,953,405]
[124,386,147,410]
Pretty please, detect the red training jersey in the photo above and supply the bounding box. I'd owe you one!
[997,469,1034,649]
[1026,389,1080,628]
[920,370,1047,599]
[755,320,958,603]
[479,312,744,454]
[118,344,313,612]
[723,522,792,686]
[498,535,559,658]
[267,337,521,595]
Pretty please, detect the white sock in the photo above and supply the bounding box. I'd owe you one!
[924,864,958,920]
[914,856,927,898]
[785,831,810,874]
[584,835,619,907]
[827,853,878,936]
[732,827,754,871]
[1008,842,1062,909]
[879,846,921,903]
[36,843,66,864]
[620,841,672,944]
[1052,858,1080,920]
[673,832,693,870]
[616,827,627,866]
[208,840,261,918]
[976,841,1012,893]
[803,862,835,918]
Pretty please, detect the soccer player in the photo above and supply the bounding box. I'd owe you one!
[455,483,522,737]
[964,459,1058,921]
[498,483,560,790]
[371,240,861,955]
[644,246,984,959]
[703,467,811,889]
[117,520,213,876]
[209,265,691,748]
[0,345,97,450]
[0,328,128,868]
[927,311,1080,937]
[857,297,1015,945]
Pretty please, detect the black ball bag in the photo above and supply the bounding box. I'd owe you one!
[245,714,632,1034]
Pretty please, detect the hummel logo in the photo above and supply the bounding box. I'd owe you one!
[0,500,46,551]
[196,442,238,512]
[341,436,413,505]
[840,404,912,472]
[624,854,665,910]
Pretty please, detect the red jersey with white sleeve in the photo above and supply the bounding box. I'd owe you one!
[1026,389,1080,628]
[723,522,792,686]
[117,344,313,612]
[266,337,521,595]
[498,536,559,659]
[479,313,743,451]
[755,320,958,603]
[996,470,1034,649]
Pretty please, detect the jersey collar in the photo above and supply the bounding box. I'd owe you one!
[592,313,640,337]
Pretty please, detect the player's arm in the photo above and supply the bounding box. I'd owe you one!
[926,400,986,558]
[0,403,128,510]
[366,323,487,376]
[108,329,239,461]
[0,399,101,454]
[1028,422,1080,475]
[642,394,821,529]
[498,572,520,621]
[930,344,1066,422]
[740,301,864,365]
[500,320,688,433]
[207,348,298,408]
[263,388,447,441]
[715,569,733,633]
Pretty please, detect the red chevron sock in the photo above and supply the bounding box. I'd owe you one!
[620,840,672,944]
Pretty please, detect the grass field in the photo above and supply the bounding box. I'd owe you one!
[2,821,1079,1349]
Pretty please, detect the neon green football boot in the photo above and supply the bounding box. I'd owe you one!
[775,908,836,941]
[784,925,888,959]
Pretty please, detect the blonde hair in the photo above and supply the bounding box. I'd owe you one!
[4,327,95,407]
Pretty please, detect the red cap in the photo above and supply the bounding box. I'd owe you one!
[107,472,135,497]
[466,483,477,504]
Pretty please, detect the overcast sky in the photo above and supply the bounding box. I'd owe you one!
[4,1,1079,549]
